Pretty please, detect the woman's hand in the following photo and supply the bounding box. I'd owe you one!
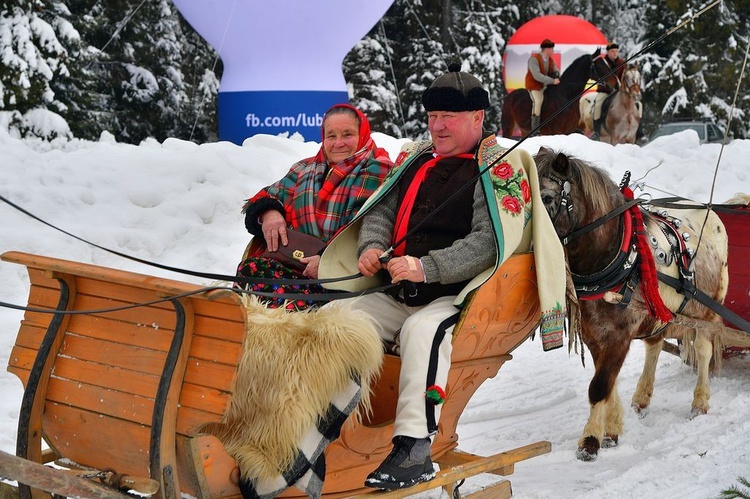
[260,210,287,251]
[301,255,320,278]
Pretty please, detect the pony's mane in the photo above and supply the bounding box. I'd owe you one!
[569,155,622,216]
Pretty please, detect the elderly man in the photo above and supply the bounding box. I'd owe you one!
[320,63,566,491]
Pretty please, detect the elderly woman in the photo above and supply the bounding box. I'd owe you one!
[237,104,392,309]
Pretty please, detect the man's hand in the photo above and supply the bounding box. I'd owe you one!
[358,248,386,277]
[260,210,287,251]
[386,256,425,284]
[552,77,561,85]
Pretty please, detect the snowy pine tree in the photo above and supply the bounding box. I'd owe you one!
[640,0,749,138]
[3,0,750,142]
[0,0,73,138]
[344,21,404,137]
[60,0,218,143]
[453,0,518,132]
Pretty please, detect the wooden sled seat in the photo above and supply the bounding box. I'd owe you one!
[2,251,549,498]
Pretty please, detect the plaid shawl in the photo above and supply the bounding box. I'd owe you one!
[244,105,392,242]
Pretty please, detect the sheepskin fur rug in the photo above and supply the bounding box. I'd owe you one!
[208,296,383,483]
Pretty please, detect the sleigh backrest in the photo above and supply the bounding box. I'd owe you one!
[715,204,750,324]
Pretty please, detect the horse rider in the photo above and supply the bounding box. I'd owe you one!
[590,42,627,140]
[591,42,647,143]
[524,38,560,135]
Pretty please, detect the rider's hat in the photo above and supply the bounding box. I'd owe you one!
[606,42,619,50]
[540,39,555,49]
[422,62,489,112]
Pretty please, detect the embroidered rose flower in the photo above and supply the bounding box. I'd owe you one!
[520,179,531,203]
[492,162,514,179]
[395,150,409,166]
[490,161,528,217]
[502,195,522,214]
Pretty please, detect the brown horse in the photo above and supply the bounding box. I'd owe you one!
[533,147,742,462]
[500,49,598,138]
[579,64,642,144]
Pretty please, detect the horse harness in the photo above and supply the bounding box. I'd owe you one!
[546,173,703,337]
[648,199,750,333]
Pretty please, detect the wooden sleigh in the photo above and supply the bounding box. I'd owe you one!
[1,250,550,498]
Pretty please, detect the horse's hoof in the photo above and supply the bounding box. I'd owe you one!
[689,406,707,420]
[602,435,619,448]
[631,403,649,419]
[575,447,598,462]
[576,436,600,461]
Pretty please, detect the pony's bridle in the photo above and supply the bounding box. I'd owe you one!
[544,173,573,229]
[620,67,642,99]
[543,171,649,308]
[544,172,643,246]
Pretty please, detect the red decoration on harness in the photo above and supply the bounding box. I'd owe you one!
[623,186,673,323]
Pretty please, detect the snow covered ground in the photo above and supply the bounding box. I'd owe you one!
[1,127,749,498]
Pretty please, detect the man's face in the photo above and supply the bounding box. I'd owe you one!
[427,110,484,156]
[607,48,619,59]
[542,46,554,58]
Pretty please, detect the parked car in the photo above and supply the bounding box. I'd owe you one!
[649,120,731,144]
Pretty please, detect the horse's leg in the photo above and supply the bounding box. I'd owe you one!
[576,329,630,461]
[577,398,606,461]
[631,336,664,417]
[602,382,623,448]
[690,329,714,418]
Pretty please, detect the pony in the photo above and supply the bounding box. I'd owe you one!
[533,147,746,461]
[500,49,599,138]
[579,64,643,144]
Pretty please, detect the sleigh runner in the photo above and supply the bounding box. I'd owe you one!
[1,249,549,498]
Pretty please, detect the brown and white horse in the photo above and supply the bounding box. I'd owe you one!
[533,147,744,461]
[579,64,642,144]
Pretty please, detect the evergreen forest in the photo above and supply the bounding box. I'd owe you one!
[1,0,748,143]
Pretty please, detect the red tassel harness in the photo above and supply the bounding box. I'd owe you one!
[622,186,674,323]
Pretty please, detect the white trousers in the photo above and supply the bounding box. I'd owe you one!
[530,89,545,116]
[339,293,459,438]
[592,92,608,120]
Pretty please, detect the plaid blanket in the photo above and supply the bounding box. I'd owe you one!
[238,375,362,499]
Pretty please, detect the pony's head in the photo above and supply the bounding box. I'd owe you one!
[534,147,621,239]
[621,64,642,101]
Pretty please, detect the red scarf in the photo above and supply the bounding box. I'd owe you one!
[392,153,473,255]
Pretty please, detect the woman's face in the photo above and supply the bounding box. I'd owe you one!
[323,113,360,163]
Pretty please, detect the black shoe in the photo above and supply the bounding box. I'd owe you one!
[590,131,600,141]
[364,436,435,490]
